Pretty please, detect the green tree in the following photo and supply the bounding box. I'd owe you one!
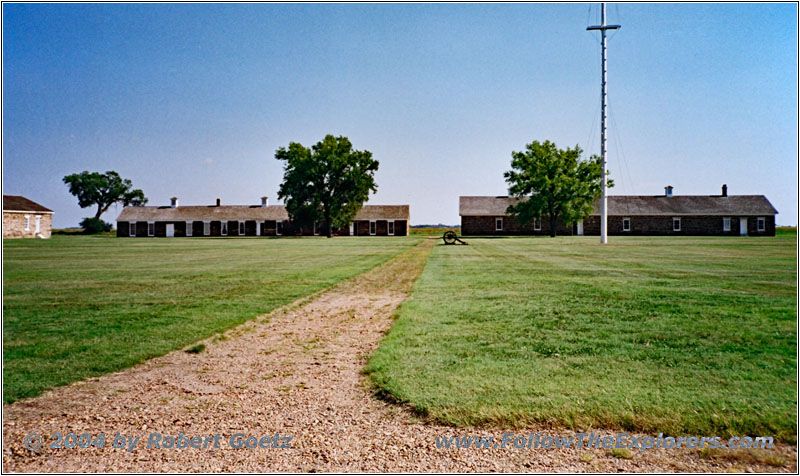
[63,170,148,220]
[276,134,379,238]
[504,140,610,237]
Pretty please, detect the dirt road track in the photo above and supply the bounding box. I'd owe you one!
[3,240,796,472]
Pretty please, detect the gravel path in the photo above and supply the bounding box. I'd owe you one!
[3,240,796,472]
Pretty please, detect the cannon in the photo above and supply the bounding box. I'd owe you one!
[442,231,467,245]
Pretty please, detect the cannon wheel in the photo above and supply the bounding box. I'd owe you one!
[443,231,457,244]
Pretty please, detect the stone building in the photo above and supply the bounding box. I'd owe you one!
[116,197,410,237]
[460,185,778,237]
[3,195,54,239]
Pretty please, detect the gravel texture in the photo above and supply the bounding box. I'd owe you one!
[3,240,796,472]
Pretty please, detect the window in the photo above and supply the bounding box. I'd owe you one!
[496,218,503,231]
[757,217,765,232]
[221,222,228,236]
[622,218,631,232]
[369,221,376,235]
[203,221,210,236]
[533,217,541,231]
[276,221,283,236]
[148,222,155,237]
[129,222,136,236]
[388,221,395,236]
[239,222,245,235]
[35,216,41,233]
[186,221,192,236]
[723,217,731,232]
[24,215,30,231]
[673,217,681,232]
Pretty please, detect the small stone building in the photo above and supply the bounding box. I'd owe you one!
[3,195,53,239]
[460,185,778,237]
[116,197,410,237]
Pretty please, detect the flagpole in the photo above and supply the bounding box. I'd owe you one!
[588,3,620,244]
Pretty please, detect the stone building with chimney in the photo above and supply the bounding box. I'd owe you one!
[116,196,410,237]
[460,185,778,236]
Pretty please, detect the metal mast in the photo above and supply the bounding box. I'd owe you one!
[587,4,620,244]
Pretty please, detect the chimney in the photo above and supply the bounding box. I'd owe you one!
[722,184,727,197]
[261,196,269,207]
[664,185,673,198]
[170,197,178,208]
[216,198,221,207]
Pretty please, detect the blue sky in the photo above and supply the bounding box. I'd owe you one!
[3,3,797,227]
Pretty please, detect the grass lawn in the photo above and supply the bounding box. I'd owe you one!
[366,235,797,441]
[3,235,420,403]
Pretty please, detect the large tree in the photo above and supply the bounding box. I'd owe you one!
[504,140,610,237]
[63,170,148,219]
[276,134,379,238]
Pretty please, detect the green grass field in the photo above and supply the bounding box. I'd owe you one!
[3,235,420,403]
[366,235,797,441]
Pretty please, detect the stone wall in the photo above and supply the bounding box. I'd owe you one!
[3,212,52,238]
[461,215,572,236]
[582,215,776,236]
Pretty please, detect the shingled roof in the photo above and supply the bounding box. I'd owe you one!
[3,195,53,213]
[459,195,778,217]
[353,205,409,220]
[117,205,289,222]
[117,204,409,222]
[588,195,778,216]
[459,196,525,216]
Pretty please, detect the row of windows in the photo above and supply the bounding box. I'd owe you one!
[129,221,280,237]
[621,217,766,232]
[491,217,767,233]
[128,220,398,236]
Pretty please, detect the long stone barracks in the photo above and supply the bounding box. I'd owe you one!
[460,185,778,236]
[116,197,409,237]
